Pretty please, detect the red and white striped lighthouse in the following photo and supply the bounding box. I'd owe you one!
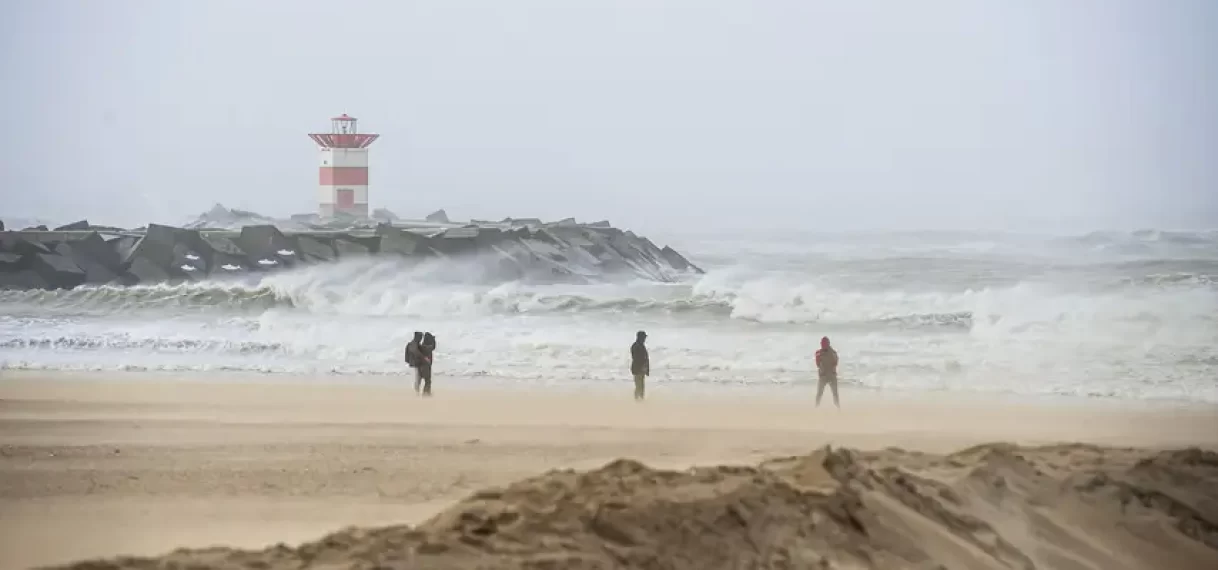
[308,114,380,218]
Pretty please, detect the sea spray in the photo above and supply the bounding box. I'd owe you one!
[2,230,1216,402]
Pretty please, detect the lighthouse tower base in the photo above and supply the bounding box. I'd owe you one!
[318,147,370,218]
[319,204,369,219]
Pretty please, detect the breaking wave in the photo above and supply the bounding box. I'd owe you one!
[3,229,1216,402]
[1,253,1214,332]
[1059,228,1218,258]
[0,280,976,330]
[0,283,285,314]
[0,336,285,354]
[1072,228,1218,246]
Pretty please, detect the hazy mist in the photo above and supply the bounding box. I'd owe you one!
[2,0,1215,234]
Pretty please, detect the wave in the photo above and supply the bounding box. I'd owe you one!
[1060,228,1218,258]
[0,282,977,331]
[4,272,1215,403]
[5,266,1208,317]
[0,282,286,313]
[2,252,1215,331]
[4,231,1216,403]
[0,336,284,353]
[1075,228,1218,245]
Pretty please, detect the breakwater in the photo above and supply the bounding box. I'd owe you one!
[0,210,700,290]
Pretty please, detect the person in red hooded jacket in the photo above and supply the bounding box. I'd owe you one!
[815,336,840,408]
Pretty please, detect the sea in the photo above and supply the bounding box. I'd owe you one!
[2,228,1216,404]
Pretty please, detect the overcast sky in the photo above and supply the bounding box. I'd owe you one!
[2,0,1215,234]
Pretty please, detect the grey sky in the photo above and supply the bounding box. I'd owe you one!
[2,0,1215,234]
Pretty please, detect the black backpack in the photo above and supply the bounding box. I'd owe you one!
[404,341,418,367]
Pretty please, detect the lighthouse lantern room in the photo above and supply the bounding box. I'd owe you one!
[308,114,380,218]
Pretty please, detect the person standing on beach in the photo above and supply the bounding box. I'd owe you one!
[815,336,840,408]
[404,331,423,391]
[630,331,649,401]
[416,332,437,396]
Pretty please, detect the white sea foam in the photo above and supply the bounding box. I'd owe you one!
[2,230,1216,402]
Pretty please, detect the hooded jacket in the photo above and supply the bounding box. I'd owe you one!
[630,332,649,376]
[418,333,436,368]
[815,337,838,377]
[404,332,424,368]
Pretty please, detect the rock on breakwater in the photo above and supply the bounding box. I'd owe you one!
[0,206,701,290]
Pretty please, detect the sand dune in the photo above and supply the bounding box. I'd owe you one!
[46,443,1218,570]
[2,373,1217,569]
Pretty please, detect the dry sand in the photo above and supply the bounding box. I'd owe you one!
[1,371,1216,569]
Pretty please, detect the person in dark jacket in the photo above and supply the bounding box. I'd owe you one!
[404,332,423,364]
[630,331,649,400]
[815,336,840,408]
[417,332,437,396]
[404,331,424,391]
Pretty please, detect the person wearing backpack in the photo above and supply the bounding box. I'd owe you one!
[404,331,424,392]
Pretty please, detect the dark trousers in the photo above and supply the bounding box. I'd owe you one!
[415,366,433,396]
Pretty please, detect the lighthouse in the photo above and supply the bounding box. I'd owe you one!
[308,114,380,218]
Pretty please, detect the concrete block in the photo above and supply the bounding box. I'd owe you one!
[124,256,171,284]
[208,252,249,276]
[296,235,337,262]
[110,236,141,262]
[199,233,257,273]
[65,232,124,275]
[200,233,244,255]
[172,242,207,275]
[660,245,696,272]
[580,243,609,259]
[118,224,208,281]
[0,252,22,270]
[429,234,479,256]
[354,236,381,252]
[0,269,47,290]
[375,224,431,256]
[51,241,115,285]
[237,225,295,261]
[332,235,371,257]
[530,228,561,246]
[29,252,86,289]
[0,232,52,256]
[54,220,90,231]
[473,228,507,248]
[121,224,177,267]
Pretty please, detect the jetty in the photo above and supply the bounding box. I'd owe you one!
[0,206,701,291]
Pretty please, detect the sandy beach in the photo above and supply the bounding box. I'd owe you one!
[1,371,1216,569]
